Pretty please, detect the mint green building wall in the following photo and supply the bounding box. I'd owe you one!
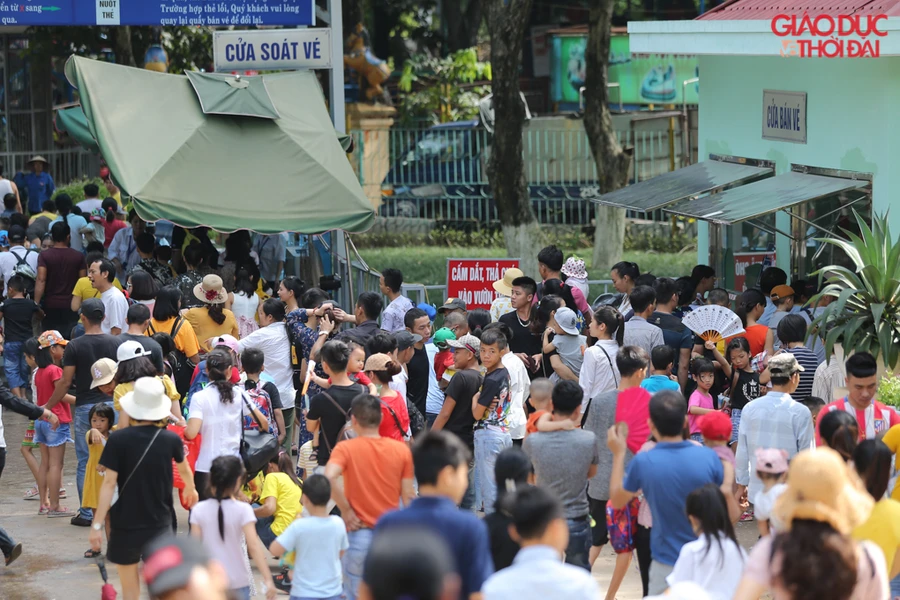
[696,55,900,274]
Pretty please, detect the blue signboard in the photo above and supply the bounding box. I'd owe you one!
[0,0,314,27]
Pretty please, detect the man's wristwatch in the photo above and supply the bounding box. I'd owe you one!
[91,522,103,531]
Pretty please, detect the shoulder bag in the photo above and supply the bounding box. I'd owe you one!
[239,391,279,477]
[114,428,162,505]
[379,395,409,442]
[319,390,357,455]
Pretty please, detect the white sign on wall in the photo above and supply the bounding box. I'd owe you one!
[214,29,332,72]
[96,0,120,25]
[762,89,807,144]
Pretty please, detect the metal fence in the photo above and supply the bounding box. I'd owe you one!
[352,124,693,226]
[3,148,101,187]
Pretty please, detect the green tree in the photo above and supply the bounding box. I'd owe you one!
[397,48,491,125]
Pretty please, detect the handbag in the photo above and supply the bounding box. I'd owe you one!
[239,392,279,477]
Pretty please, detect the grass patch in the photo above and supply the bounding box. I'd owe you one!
[356,246,696,291]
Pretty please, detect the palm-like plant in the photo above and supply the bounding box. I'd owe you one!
[810,211,900,370]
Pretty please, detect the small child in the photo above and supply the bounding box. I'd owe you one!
[708,337,760,454]
[641,346,680,394]
[483,449,533,570]
[34,330,75,517]
[0,275,43,399]
[527,378,578,437]
[541,306,586,383]
[21,338,58,503]
[190,455,275,600]
[270,474,348,598]
[765,285,795,355]
[255,452,303,552]
[241,348,282,437]
[753,448,788,537]
[432,327,457,383]
[79,209,106,246]
[698,411,735,470]
[666,484,747,597]
[687,358,716,442]
[800,396,826,429]
[82,390,116,558]
[114,340,181,428]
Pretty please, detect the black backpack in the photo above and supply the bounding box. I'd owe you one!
[149,316,193,397]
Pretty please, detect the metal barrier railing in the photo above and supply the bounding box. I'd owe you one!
[3,149,101,187]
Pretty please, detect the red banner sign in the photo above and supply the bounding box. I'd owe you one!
[734,251,775,292]
[446,259,521,310]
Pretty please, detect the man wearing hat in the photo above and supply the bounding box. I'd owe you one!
[734,353,815,509]
[490,267,522,322]
[437,298,467,317]
[21,156,55,215]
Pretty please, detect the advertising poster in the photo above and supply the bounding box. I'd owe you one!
[446,259,520,310]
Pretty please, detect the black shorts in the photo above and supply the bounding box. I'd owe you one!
[107,526,170,566]
[589,496,609,547]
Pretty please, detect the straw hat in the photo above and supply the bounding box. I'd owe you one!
[772,447,873,535]
[364,353,394,372]
[27,155,48,167]
[492,267,524,297]
[193,274,228,305]
[119,376,171,421]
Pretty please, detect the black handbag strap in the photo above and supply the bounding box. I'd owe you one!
[379,395,405,437]
[597,344,619,388]
[119,428,162,496]
[239,391,266,442]
[319,390,353,455]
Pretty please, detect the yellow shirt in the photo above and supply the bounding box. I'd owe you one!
[72,275,122,300]
[29,210,56,224]
[853,498,900,574]
[183,307,240,352]
[148,316,201,359]
[882,425,900,501]
[114,376,180,412]
[82,431,107,510]
[260,472,302,536]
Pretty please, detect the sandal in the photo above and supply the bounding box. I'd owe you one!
[38,505,50,515]
[84,548,102,559]
[739,509,755,522]
[308,446,318,462]
[23,487,39,500]
[47,507,76,518]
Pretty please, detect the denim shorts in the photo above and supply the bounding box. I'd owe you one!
[33,420,72,447]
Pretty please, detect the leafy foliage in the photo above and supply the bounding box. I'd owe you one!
[397,48,491,125]
[877,376,900,408]
[52,177,107,205]
[811,211,900,370]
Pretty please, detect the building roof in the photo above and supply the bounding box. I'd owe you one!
[698,0,900,20]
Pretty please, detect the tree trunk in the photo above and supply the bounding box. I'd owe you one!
[486,0,543,277]
[114,26,138,67]
[584,0,633,271]
[444,0,484,52]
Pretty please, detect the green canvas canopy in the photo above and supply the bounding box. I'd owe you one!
[64,55,372,234]
[56,106,101,154]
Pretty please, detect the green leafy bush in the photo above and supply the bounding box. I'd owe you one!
[52,177,107,205]
[878,376,900,408]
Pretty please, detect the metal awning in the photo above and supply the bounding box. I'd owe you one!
[591,154,774,212]
[663,168,870,225]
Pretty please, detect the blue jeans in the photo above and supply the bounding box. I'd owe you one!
[255,511,276,548]
[474,428,512,514]
[75,401,115,520]
[0,526,14,558]
[565,517,591,571]
[460,457,476,511]
[229,586,250,600]
[342,528,373,600]
[890,573,900,599]
[3,341,28,389]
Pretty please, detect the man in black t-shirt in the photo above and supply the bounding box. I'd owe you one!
[306,339,366,467]
[432,334,483,511]
[499,276,542,377]
[118,303,165,374]
[0,274,42,398]
[45,298,121,526]
[404,307,433,417]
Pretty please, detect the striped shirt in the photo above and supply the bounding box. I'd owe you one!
[785,346,819,401]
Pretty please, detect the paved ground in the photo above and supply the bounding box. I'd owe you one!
[0,410,760,599]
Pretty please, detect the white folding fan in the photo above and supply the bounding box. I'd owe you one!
[682,304,745,343]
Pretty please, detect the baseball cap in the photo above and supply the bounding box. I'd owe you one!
[90,357,118,389]
[770,284,795,301]
[393,330,422,351]
[142,535,211,599]
[417,302,437,321]
[81,297,106,321]
[756,447,789,474]
[698,411,732,442]
[38,330,68,349]
[768,352,804,378]
[0,230,9,248]
[363,353,394,372]
[8,225,25,243]
[117,340,151,363]
[432,327,457,349]
[554,306,581,335]
[437,298,467,313]
[447,333,481,354]
[209,334,239,355]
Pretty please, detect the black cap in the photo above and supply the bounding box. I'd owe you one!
[143,535,210,598]
[80,297,105,320]
[393,330,422,350]
[437,297,467,313]
[8,225,25,243]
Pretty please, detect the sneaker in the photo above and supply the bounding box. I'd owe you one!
[308,446,318,463]
[23,487,39,501]
[739,509,755,522]
[70,515,92,527]
[5,543,22,566]
[38,505,50,516]
[272,572,292,594]
[48,507,76,518]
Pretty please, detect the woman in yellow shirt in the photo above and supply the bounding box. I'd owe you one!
[183,274,239,353]
[852,439,900,582]
[113,340,183,427]
[254,452,302,549]
[147,286,201,364]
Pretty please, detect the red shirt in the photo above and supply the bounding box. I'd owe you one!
[36,364,71,423]
[614,387,652,454]
[102,219,128,248]
[526,410,547,435]
[378,389,410,441]
[816,398,900,445]
[434,349,454,381]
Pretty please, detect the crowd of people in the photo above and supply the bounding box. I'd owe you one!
[0,194,899,600]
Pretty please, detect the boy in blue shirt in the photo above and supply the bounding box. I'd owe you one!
[641,346,681,395]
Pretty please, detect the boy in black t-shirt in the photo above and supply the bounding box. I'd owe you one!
[0,275,43,398]
[241,347,286,445]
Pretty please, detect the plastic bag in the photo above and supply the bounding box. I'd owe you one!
[167,424,201,510]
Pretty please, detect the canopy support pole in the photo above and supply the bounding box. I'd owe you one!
[328,0,346,133]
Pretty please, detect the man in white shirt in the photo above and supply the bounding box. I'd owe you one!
[482,486,599,600]
[89,258,127,335]
[238,298,296,452]
[0,225,38,296]
[76,183,103,213]
[379,268,414,333]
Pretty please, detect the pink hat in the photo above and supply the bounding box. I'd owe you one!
[208,334,239,355]
[561,256,587,280]
[756,448,789,474]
